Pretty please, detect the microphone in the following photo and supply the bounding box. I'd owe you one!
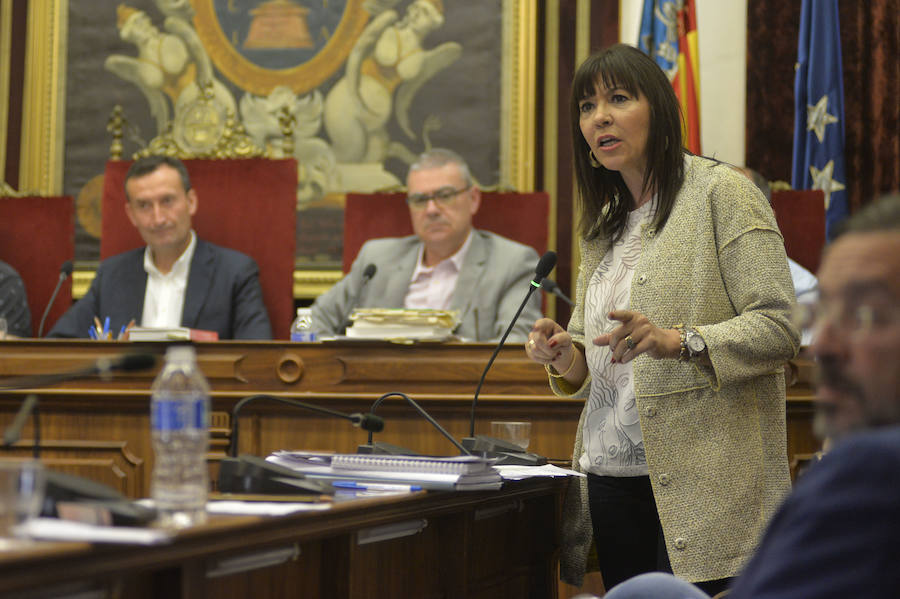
[541,278,574,306]
[0,352,158,390]
[358,391,472,456]
[227,394,383,457]
[462,251,557,466]
[37,260,73,337]
[341,263,377,334]
[219,394,384,494]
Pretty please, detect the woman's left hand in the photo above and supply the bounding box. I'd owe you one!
[593,310,682,363]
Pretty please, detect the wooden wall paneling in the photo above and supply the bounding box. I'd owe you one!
[5,439,144,497]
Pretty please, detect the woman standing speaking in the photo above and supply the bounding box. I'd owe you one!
[526,44,799,595]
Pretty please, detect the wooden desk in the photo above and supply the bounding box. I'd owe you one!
[0,477,567,599]
[0,340,820,498]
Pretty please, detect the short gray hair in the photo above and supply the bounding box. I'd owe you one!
[408,148,473,187]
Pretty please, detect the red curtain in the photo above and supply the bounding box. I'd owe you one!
[747,0,899,214]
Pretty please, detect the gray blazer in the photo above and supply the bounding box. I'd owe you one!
[48,240,272,340]
[311,230,543,342]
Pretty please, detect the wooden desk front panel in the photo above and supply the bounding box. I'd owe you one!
[0,478,566,599]
[1,341,819,499]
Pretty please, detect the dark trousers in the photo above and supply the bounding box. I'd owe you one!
[588,473,671,589]
[587,473,734,595]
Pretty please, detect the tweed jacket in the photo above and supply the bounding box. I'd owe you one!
[310,230,542,342]
[556,155,800,585]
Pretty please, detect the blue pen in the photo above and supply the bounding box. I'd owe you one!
[332,481,421,492]
[88,326,97,340]
[102,316,110,339]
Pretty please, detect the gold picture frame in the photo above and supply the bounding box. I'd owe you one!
[22,0,537,299]
[192,0,369,96]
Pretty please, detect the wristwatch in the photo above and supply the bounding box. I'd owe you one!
[683,327,707,359]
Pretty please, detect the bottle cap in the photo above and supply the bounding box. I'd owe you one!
[165,345,196,362]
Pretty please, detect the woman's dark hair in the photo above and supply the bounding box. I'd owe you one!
[570,43,685,242]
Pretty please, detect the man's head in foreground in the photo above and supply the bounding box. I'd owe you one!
[811,193,900,439]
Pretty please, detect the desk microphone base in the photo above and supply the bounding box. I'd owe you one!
[461,436,548,466]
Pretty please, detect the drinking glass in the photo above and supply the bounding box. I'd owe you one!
[0,460,45,548]
[490,421,531,451]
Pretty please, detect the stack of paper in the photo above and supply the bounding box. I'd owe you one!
[345,309,459,341]
[268,452,502,491]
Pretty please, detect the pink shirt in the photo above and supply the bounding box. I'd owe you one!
[403,232,473,310]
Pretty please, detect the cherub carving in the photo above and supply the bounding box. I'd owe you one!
[104,4,235,136]
[323,0,461,165]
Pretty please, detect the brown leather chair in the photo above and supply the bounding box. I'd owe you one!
[0,195,75,336]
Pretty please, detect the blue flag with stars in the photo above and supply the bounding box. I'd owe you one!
[792,0,847,239]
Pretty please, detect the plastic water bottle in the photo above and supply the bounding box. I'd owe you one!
[290,307,317,341]
[150,345,210,528]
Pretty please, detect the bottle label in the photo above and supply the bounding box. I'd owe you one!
[152,398,207,431]
[291,331,317,342]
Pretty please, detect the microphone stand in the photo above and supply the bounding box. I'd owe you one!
[37,260,72,338]
[461,252,557,466]
[467,284,540,439]
[2,394,40,459]
[359,391,471,456]
[227,394,383,458]
[541,278,574,307]
[218,394,384,495]
[340,264,377,334]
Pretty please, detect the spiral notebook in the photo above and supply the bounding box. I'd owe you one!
[330,454,494,474]
[267,452,502,491]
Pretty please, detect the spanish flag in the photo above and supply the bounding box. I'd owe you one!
[638,0,702,154]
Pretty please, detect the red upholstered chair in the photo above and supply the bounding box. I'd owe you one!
[0,196,75,336]
[100,159,297,339]
[770,189,826,274]
[342,191,550,272]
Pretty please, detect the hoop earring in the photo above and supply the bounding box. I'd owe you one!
[588,149,601,168]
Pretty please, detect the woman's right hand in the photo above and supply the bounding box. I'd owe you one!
[526,318,579,374]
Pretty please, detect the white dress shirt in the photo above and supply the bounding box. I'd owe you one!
[140,231,197,328]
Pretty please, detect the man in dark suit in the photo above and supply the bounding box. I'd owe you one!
[311,148,541,342]
[602,193,900,599]
[49,156,271,339]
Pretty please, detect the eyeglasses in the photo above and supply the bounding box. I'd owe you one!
[793,300,900,336]
[406,186,471,209]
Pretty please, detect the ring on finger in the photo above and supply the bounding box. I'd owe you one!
[625,336,636,350]
[529,338,536,347]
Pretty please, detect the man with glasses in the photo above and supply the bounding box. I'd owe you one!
[311,148,542,341]
[598,193,900,598]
